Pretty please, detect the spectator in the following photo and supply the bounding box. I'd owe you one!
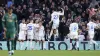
[88,7,97,19]
[0,0,100,41]
[89,0,98,8]
[59,17,69,41]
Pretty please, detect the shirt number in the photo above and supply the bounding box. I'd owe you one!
[28,26,32,30]
[91,25,94,31]
[72,27,77,32]
[53,15,58,19]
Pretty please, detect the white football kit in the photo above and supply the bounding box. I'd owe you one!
[18,23,27,40]
[51,11,64,29]
[87,22,97,39]
[69,23,78,39]
[34,24,39,40]
[27,23,35,40]
[38,26,45,40]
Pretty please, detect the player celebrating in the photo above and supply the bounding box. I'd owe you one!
[18,19,27,50]
[49,8,64,40]
[34,19,39,50]
[87,19,99,50]
[26,19,34,50]
[2,8,18,55]
[38,21,46,50]
[69,20,79,51]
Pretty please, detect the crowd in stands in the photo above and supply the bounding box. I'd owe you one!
[0,0,100,41]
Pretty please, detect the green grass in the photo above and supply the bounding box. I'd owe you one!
[0,50,100,56]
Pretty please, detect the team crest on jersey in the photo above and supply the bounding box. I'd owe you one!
[8,19,13,22]
[13,34,15,37]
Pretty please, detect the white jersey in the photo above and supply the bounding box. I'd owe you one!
[34,24,39,33]
[34,23,39,40]
[18,23,27,40]
[27,23,35,35]
[69,23,78,34]
[39,26,45,36]
[51,11,64,25]
[87,22,97,33]
[19,23,27,33]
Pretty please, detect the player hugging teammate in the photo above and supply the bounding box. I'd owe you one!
[18,19,46,50]
[67,19,100,51]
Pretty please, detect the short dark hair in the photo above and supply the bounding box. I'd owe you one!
[72,19,76,23]
[8,7,12,10]
[90,19,94,22]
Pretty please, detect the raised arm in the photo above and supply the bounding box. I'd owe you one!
[58,8,64,15]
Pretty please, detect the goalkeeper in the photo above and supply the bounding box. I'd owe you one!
[2,8,18,56]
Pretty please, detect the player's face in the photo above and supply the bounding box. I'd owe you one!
[22,19,25,23]
[26,19,30,24]
[30,20,33,23]
[97,20,99,23]
[8,9,13,15]
[35,20,38,24]
[39,22,42,26]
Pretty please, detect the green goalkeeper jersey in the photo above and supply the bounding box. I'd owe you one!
[2,13,18,33]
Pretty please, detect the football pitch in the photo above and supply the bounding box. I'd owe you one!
[0,50,100,56]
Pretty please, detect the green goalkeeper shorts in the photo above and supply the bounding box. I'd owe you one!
[6,31,15,39]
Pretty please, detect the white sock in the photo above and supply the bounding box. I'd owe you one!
[30,40,33,50]
[39,41,41,49]
[54,34,56,41]
[76,41,79,48]
[89,40,92,49]
[43,42,46,49]
[70,43,72,50]
[37,41,39,50]
[19,42,22,50]
[26,40,29,48]
[56,29,59,37]
[19,41,21,50]
[34,42,37,50]
[20,42,24,50]
[33,41,35,49]
[91,39,98,46]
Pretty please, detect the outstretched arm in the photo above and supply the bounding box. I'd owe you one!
[58,8,64,15]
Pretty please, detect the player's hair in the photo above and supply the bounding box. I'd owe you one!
[72,19,76,23]
[8,7,13,11]
[90,19,94,22]
[39,21,43,24]
[35,19,39,23]
[29,19,33,23]
[22,18,25,23]
[22,18,25,22]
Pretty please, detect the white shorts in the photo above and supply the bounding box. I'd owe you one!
[38,36,45,40]
[88,33,94,39]
[34,32,39,40]
[18,32,26,40]
[52,23,59,29]
[69,33,78,39]
[27,34,34,40]
[78,35,85,41]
